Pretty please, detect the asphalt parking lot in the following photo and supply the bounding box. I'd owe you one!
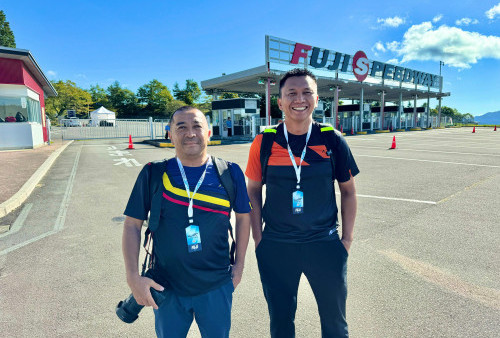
[0,127,498,337]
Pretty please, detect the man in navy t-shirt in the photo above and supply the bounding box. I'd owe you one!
[123,106,251,337]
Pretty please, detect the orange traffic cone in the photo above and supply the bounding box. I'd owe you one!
[472,127,476,133]
[494,125,497,131]
[128,135,135,149]
[390,136,396,149]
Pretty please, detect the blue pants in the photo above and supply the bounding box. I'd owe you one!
[256,237,349,338]
[153,281,234,338]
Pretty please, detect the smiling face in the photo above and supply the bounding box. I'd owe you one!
[278,75,319,130]
[170,108,210,165]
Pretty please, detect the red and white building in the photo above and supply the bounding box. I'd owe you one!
[0,46,57,150]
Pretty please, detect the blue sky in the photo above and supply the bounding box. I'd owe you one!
[3,0,500,116]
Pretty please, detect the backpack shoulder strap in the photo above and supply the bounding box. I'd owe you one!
[147,159,168,234]
[211,156,235,210]
[211,156,238,265]
[316,122,342,181]
[260,124,279,184]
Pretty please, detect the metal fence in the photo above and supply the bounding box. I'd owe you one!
[61,118,153,140]
[60,115,456,141]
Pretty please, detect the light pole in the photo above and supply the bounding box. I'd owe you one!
[438,61,444,127]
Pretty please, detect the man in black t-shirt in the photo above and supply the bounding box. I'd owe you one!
[123,106,251,337]
[246,69,359,338]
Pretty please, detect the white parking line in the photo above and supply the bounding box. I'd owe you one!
[0,203,33,239]
[379,249,500,310]
[353,193,436,204]
[351,145,500,157]
[356,154,500,168]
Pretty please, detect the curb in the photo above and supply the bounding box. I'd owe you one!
[0,140,74,219]
[144,140,222,148]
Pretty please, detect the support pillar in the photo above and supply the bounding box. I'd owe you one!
[380,91,385,129]
[335,86,339,129]
[265,78,271,126]
[438,97,442,127]
[427,95,430,128]
[398,92,403,129]
[414,95,418,127]
[359,87,364,133]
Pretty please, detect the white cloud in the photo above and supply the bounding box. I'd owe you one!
[386,58,399,64]
[386,41,400,51]
[485,3,500,19]
[377,16,405,27]
[433,14,443,23]
[46,70,57,78]
[455,18,479,26]
[372,41,386,53]
[384,21,500,69]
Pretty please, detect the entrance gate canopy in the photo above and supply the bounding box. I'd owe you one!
[201,36,450,103]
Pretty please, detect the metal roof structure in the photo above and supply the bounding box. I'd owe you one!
[0,46,57,97]
[202,36,450,103]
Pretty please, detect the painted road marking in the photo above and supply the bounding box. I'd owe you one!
[54,146,81,231]
[108,145,141,167]
[0,146,82,256]
[113,158,141,167]
[357,154,500,168]
[352,193,436,205]
[351,145,500,157]
[0,203,33,239]
[437,174,497,204]
[379,249,500,310]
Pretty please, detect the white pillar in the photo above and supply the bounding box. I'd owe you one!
[398,92,403,129]
[335,86,339,129]
[413,95,418,127]
[381,91,385,129]
[359,87,364,132]
[266,78,271,126]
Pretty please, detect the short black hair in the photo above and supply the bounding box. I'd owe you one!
[279,68,317,98]
[170,106,199,125]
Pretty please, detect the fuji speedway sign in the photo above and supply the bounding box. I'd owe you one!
[289,42,440,88]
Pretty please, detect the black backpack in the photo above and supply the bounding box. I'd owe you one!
[141,156,237,275]
[259,122,342,185]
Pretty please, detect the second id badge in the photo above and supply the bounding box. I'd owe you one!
[185,225,202,253]
[292,190,304,214]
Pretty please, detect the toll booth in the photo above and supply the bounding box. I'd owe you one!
[371,106,399,130]
[338,104,371,132]
[211,98,260,137]
[403,107,426,128]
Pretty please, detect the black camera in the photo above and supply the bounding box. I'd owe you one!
[116,271,167,323]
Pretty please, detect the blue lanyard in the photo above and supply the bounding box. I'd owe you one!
[283,122,312,189]
[176,156,211,223]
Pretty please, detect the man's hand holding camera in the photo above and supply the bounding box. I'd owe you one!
[127,274,164,310]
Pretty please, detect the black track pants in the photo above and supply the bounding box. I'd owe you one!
[256,237,349,338]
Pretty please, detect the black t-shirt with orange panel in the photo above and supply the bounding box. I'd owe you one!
[246,123,359,243]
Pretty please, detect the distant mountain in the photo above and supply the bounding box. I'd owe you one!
[475,111,500,125]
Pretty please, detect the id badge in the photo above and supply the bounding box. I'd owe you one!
[292,190,304,214]
[185,225,202,253]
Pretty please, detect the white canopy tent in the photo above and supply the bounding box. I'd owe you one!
[89,106,116,126]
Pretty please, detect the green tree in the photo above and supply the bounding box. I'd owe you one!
[45,80,92,117]
[164,100,188,118]
[173,79,202,105]
[220,92,239,99]
[440,106,456,117]
[107,81,138,117]
[137,79,173,115]
[87,84,110,110]
[0,10,16,48]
